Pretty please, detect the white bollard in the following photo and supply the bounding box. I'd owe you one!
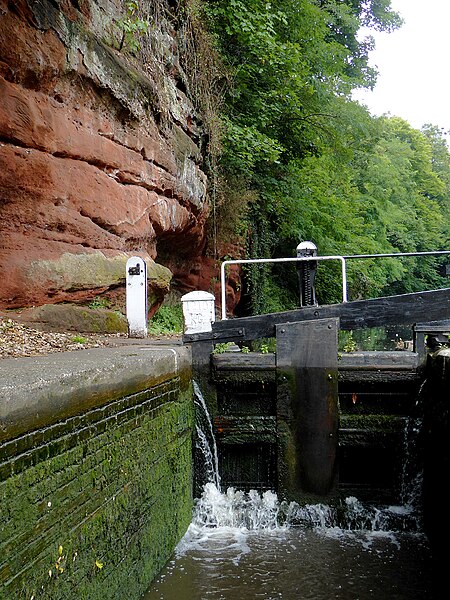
[126,256,148,338]
[181,291,215,334]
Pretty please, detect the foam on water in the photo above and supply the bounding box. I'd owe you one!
[189,483,422,531]
[185,381,425,557]
[173,482,426,566]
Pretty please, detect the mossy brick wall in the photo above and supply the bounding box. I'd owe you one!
[0,373,194,600]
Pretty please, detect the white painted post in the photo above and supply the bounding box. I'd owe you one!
[181,291,215,334]
[126,256,148,338]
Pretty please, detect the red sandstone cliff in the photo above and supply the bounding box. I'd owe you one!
[0,0,217,312]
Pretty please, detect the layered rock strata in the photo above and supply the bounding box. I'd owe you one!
[0,0,210,310]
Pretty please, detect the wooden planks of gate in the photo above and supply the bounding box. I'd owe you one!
[276,318,339,501]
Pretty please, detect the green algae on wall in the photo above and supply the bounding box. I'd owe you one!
[0,378,194,600]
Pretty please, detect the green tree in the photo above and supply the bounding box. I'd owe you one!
[203,0,448,313]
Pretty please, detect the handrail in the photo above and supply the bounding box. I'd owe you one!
[220,256,347,321]
[344,250,450,259]
[220,250,450,321]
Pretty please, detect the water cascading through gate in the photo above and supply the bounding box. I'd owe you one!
[191,380,425,532]
[193,380,221,492]
[143,379,434,600]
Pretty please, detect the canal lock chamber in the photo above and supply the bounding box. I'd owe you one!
[144,343,450,599]
[195,347,427,519]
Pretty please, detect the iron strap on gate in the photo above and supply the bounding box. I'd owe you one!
[220,249,450,321]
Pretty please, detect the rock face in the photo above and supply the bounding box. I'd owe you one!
[0,0,210,311]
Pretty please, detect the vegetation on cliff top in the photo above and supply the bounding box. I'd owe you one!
[198,0,450,313]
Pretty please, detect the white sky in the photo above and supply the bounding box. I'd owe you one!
[352,0,450,135]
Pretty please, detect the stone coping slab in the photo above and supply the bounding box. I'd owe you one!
[0,343,191,443]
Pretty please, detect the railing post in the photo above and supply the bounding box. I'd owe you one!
[296,241,318,307]
[181,291,216,334]
[126,256,147,338]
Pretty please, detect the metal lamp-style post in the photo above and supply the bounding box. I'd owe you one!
[296,241,318,307]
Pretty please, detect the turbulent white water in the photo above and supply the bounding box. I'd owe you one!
[190,381,424,535]
[145,483,432,600]
[192,483,282,530]
[185,481,422,538]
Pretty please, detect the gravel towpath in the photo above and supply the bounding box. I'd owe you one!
[0,317,126,359]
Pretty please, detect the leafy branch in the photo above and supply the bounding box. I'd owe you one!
[118,1,150,53]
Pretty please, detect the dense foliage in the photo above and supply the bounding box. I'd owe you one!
[199,0,450,313]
